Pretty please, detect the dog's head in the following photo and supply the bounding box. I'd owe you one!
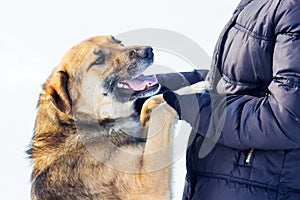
[42,36,160,120]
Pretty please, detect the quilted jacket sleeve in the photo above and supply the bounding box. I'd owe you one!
[168,1,300,150]
[156,69,208,91]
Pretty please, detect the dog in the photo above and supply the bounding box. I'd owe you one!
[28,35,208,200]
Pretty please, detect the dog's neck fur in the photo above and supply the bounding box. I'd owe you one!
[30,95,145,178]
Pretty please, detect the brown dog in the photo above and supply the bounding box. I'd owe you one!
[28,36,181,200]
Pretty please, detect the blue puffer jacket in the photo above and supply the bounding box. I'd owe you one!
[157,0,300,199]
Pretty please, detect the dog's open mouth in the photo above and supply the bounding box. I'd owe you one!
[116,74,161,100]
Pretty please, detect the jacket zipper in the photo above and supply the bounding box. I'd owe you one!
[245,147,255,164]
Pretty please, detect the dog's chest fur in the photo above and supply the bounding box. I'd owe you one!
[31,115,167,200]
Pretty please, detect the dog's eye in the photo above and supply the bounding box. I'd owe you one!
[94,56,105,65]
[87,50,106,70]
[129,50,137,59]
[93,49,106,65]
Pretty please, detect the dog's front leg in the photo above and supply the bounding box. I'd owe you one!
[139,95,178,199]
[142,101,178,170]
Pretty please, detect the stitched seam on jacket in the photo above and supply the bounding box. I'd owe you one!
[234,23,275,41]
[222,74,264,88]
[197,172,278,191]
[276,151,287,196]
[197,172,300,193]
[280,32,300,39]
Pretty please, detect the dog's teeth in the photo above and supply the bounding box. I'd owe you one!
[117,83,123,88]
[117,83,130,89]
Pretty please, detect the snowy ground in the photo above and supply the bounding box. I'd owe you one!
[0,0,239,199]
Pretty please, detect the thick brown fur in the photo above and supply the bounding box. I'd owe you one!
[28,36,179,200]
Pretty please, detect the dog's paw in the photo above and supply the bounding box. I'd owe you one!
[140,94,164,127]
[175,81,211,95]
[153,102,178,118]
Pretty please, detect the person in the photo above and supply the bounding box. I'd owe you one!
[143,0,300,199]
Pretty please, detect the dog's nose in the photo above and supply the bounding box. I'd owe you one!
[141,47,153,59]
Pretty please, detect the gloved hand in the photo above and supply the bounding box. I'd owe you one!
[163,90,211,134]
[163,90,182,117]
[163,88,230,145]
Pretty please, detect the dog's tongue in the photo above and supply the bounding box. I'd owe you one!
[122,74,158,91]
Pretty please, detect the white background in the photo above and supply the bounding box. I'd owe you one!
[0,0,240,199]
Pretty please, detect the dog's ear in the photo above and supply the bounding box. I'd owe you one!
[45,69,72,115]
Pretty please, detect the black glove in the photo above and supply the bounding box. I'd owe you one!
[163,90,182,117]
[163,89,207,123]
